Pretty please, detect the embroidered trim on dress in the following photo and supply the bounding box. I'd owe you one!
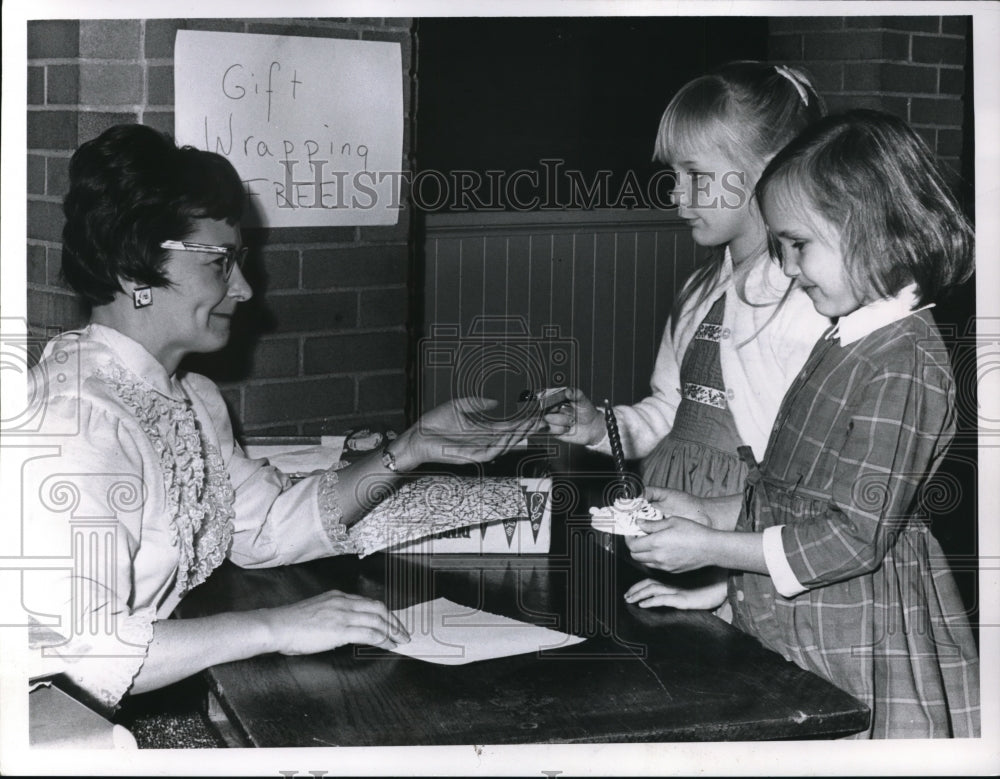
[682,382,727,409]
[693,323,723,342]
[96,363,234,595]
[318,465,354,551]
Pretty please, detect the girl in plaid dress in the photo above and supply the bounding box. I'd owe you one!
[626,110,979,738]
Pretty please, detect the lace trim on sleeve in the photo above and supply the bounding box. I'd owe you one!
[46,606,156,716]
[318,466,357,554]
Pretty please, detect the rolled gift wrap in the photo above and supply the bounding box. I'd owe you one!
[589,496,662,536]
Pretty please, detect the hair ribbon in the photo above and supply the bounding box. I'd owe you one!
[775,65,809,106]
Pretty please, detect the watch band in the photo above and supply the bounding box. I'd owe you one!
[380,445,398,472]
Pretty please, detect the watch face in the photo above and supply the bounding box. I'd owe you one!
[381,449,397,471]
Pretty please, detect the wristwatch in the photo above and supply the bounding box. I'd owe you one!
[380,445,398,472]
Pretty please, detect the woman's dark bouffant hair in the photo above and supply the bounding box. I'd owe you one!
[756,109,974,307]
[61,123,245,306]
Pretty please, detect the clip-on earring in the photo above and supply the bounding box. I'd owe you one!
[133,287,153,308]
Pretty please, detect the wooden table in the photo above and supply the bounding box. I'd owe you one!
[179,517,869,746]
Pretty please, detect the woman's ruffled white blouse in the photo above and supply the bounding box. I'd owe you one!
[22,324,354,712]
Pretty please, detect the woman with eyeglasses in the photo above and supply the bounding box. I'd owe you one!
[25,124,530,714]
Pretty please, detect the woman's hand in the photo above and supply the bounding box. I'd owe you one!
[261,590,410,655]
[395,397,543,470]
[625,515,719,573]
[624,577,728,610]
[542,387,605,445]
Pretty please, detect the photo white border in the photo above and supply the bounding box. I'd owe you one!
[2,0,997,775]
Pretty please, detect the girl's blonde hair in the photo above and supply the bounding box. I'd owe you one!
[757,109,974,307]
[655,61,825,334]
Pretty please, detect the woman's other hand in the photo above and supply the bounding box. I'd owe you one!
[542,387,605,445]
[261,590,410,655]
[624,577,728,610]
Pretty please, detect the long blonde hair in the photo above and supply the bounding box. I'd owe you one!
[655,61,825,336]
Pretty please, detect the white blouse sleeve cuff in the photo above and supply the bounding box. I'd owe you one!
[762,525,807,598]
[42,605,156,715]
[318,465,359,555]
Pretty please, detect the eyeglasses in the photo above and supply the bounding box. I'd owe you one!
[159,240,249,280]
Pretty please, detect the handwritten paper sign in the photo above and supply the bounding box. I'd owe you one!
[174,30,403,227]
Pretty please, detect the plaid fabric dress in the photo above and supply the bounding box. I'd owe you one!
[729,309,980,738]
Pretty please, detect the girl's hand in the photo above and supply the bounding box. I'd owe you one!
[624,577,728,610]
[261,590,410,655]
[643,485,711,526]
[542,387,605,445]
[625,515,718,573]
[396,397,542,469]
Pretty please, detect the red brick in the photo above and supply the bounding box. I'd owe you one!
[768,33,804,61]
[47,248,68,290]
[941,17,970,36]
[27,200,64,242]
[243,376,355,424]
[803,30,909,61]
[359,216,411,243]
[799,62,842,93]
[147,65,174,106]
[911,125,937,152]
[358,373,407,412]
[246,22,359,40]
[843,63,882,92]
[27,155,46,195]
[912,35,965,65]
[936,128,963,157]
[879,63,939,93]
[262,250,300,290]
[253,338,300,378]
[80,20,141,59]
[360,287,409,328]
[241,423,302,437]
[77,113,138,145]
[28,244,47,284]
[26,289,87,332]
[771,17,845,33]
[302,244,409,288]
[302,412,407,437]
[145,19,187,59]
[184,19,246,34]
[264,226,356,244]
[861,16,940,33]
[910,96,963,126]
[46,65,79,105]
[267,290,358,333]
[28,110,78,150]
[938,67,965,96]
[28,20,80,59]
[303,331,406,374]
[28,67,45,105]
[842,16,880,29]
[79,64,143,105]
[141,112,174,137]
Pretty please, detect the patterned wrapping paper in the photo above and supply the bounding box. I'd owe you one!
[350,475,530,557]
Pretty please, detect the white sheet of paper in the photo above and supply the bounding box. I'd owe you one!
[389,597,585,665]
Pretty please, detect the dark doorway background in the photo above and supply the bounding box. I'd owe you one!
[415,17,768,200]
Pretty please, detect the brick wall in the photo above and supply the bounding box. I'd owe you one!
[26,17,415,437]
[768,15,971,183]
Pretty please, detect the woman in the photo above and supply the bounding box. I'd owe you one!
[24,124,530,713]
